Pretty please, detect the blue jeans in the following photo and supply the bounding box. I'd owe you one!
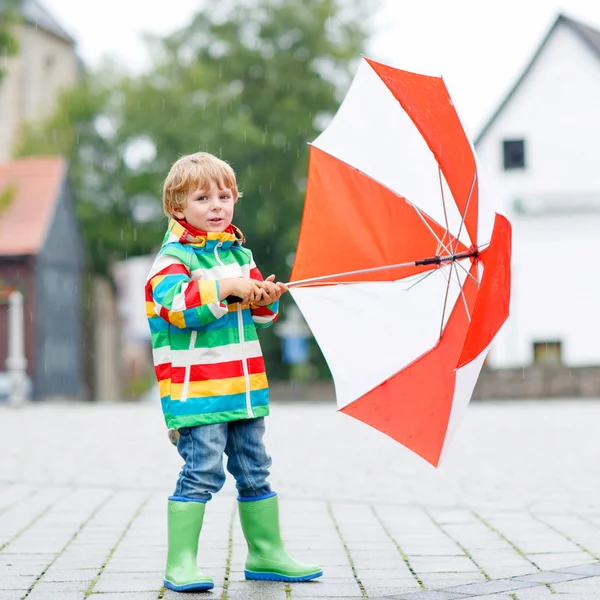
[171,417,273,503]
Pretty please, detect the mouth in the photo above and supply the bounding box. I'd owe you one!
[209,218,224,223]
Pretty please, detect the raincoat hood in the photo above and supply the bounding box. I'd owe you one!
[163,218,245,252]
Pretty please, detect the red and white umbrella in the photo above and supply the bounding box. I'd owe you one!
[288,57,512,467]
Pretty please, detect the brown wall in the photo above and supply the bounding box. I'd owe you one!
[0,257,37,380]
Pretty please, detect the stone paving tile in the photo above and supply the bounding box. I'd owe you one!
[418,572,487,588]
[528,596,600,600]
[352,557,410,569]
[481,565,540,579]
[27,592,86,600]
[552,574,600,592]
[0,592,27,600]
[408,556,480,573]
[92,572,163,593]
[102,557,166,573]
[467,596,517,600]
[387,590,469,600]
[556,562,600,576]
[368,584,426,598]
[513,569,588,584]
[446,577,538,594]
[358,569,420,581]
[87,594,160,600]
[206,581,289,600]
[528,552,597,570]
[39,567,98,582]
[294,597,364,600]
[313,565,355,578]
[362,578,422,591]
[27,580,89,593]
[0,574,37,590]
[291,582,365,597]
[512,585,556,598]
[469,551,532,566]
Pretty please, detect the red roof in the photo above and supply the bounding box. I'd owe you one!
[0,157,66,256]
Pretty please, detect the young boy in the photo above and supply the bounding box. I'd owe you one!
[145,152,322,592]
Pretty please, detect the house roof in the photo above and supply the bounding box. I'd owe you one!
[20,0,75,44]
[0,157,67,257]
[475,14,600,146]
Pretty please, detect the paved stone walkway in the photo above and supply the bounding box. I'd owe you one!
[1,398,600,599]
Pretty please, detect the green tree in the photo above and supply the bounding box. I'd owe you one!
[120,0,368,280]
[16,66,157,276]
[0,0,20,82]
[18,0,370,377]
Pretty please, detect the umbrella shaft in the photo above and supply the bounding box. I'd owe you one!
[287,250,478,287]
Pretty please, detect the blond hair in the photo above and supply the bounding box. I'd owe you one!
[162,152,241,218]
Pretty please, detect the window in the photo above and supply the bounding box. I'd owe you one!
[503,139,526,170]
[533,341,562,366]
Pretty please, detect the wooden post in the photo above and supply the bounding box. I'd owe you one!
[6,291,28,405]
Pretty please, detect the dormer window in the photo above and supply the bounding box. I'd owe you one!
[503,139,526,170]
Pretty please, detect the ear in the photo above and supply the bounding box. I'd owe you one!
[172,209,185,219]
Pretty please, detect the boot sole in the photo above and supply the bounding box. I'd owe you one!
[245,569,323,582]
[164,579,214,592]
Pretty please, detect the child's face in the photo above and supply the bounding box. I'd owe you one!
[174,180,235,232]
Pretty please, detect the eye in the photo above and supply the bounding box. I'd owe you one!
[220,194,231,200]
[196,195,207,202]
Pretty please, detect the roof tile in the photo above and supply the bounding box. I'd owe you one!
[0,156,66,256]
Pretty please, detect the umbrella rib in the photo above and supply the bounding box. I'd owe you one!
[454,257,480,286]
[406,266,440,291]
[437,261,472,336]
[453,172,477,254]
[410,202,453,257]
[438,167,452,256]
[453,261,471,322]
[439,263,453,339]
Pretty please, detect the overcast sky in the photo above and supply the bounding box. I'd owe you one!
[43,0,600,135]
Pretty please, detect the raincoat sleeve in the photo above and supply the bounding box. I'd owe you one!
[146,249,228,329]
[248,253,279,330]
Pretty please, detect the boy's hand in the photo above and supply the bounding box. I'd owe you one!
[234,278,264,304]
[253,274,288,306]
[220,277,263,304]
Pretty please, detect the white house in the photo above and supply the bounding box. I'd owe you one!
[476,13,600,370]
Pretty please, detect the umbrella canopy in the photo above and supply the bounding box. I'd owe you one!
[289,57,512,467]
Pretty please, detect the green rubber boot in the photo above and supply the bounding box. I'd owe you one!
[238,495,323,582]
[164,500,214,592]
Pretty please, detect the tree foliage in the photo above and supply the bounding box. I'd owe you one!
[0,0,20,82]
[17,0,370,377]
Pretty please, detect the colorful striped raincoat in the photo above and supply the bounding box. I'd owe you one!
[145,219,278,429]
